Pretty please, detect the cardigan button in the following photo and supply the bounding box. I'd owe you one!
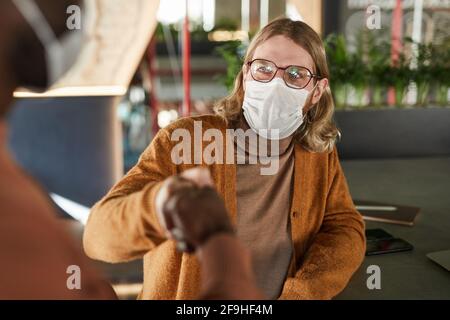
[292,211,299,218]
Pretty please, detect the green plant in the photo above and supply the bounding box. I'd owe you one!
[212,18,239,31]
[324,34,352,109]
[155,23,178,42]
[326,31,450,109]
[155,22,211,43]
[430,39,450,106]
[364,31,391,107]
[348,32,369,108]
[403,38,450,107]
[404,38,432,106]
[325,33,375,108]
[387,53,412,107]
[214,41,246,91]
[216,30,449,108]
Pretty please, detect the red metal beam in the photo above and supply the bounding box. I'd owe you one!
[147,34,159,134]
[182,0,191,116]
[388,0,403,105]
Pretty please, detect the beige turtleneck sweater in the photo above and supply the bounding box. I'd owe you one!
[234,119,295,299]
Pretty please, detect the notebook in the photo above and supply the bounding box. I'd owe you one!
[355,199,420,226]
[427,250,450,272]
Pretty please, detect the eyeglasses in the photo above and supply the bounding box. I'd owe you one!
[247,58,322,89]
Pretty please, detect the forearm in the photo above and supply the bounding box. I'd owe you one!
[83,181,166,263]
[197,233,265,300]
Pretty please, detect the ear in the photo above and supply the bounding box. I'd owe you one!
[305,78,328,112]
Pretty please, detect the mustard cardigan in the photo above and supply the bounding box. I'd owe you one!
[83,114,366,299]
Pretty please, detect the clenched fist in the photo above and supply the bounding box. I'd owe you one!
[155,168,234,253]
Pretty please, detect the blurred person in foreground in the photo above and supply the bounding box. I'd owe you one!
[0,0,262,300]
[0,0,116,299]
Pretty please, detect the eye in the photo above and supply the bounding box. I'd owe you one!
[256,65,273,74]
[288,71,300,80]
[287,68,306,80]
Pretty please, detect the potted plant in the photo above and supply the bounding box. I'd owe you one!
[347,32,369,108]
[430,39,450,106]
[365,31,390,107]
[214,41,245,91]
[324,34,352,109]
[410,40,433,106]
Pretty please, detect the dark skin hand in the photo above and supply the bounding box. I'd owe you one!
[157,168,234,253]
[163,183,235,253]
[157,168,264,300]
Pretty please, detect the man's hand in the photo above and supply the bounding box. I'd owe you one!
[155,168,234,252]
[155,168,263,299]
[198,234,266,300]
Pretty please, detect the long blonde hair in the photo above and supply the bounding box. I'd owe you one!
[214,18,339,153]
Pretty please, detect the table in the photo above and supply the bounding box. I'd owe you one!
[336,157,450,299]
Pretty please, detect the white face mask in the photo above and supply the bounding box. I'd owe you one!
[242,78,311,140]
[12,0,87,87]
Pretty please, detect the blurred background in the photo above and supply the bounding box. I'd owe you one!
[10,0,449,202]
[123,0,449,170]
[6,0,450,299]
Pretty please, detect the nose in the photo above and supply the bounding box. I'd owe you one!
[273,69,284,80]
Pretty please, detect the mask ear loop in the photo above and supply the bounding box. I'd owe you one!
[12,0,64,83]
[12,0,58,47]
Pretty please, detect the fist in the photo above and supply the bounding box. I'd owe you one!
[155,168,234,252]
